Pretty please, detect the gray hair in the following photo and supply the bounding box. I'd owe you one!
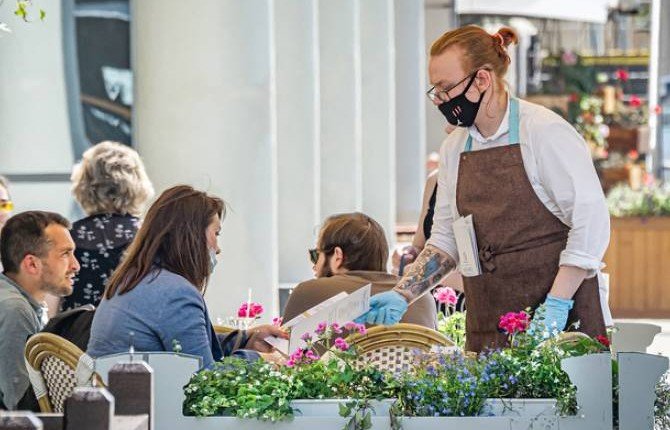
[71,141,154,216]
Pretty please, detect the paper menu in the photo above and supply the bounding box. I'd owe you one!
[452,214,482,277]
[264,284,371,356]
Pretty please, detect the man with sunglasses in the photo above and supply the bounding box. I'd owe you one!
[282,212,437,329]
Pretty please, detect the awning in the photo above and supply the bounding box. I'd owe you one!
[455,0,616,24]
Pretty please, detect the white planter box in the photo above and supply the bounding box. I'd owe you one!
[289,399,395,417]
[482,398,557,417]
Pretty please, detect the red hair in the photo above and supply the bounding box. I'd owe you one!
[430,25,519,89]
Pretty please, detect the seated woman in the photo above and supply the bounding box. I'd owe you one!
[59,141,154,313]
[87,185,286,367]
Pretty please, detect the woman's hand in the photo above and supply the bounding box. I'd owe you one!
[246,324,289,353]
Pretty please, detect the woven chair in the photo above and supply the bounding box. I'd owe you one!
[346,323,453,373]
[24,332,102,413]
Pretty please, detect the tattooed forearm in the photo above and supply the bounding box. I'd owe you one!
[393,245,457,304]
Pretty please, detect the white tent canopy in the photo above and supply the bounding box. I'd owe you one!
[455,0,617,24]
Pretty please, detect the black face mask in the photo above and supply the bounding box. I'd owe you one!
[438,73,486,127]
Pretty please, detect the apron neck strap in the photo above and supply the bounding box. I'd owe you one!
[464,96,519,153]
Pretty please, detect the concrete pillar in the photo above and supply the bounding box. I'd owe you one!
[131,0,278,317]
[318,0,363,216]
[395,0,427,224]
[360,0,397,245]
[0,2,74,216]
[275,0,321,286]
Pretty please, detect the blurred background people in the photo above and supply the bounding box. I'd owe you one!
[57,142,154,314]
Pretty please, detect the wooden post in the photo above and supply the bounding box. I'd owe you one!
[64,387,114,430]
[0,412,42,430]
[107,361,153,430]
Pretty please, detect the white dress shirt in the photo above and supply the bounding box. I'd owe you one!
[427,97,612,325]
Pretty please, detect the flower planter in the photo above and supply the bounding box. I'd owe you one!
[482,398,557,417]
[289,399,395,417]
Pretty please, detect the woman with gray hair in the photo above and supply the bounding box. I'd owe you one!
[60,141,154,312]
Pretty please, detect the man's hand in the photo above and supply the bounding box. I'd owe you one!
[246,324,289,353]
[355,291,408,325]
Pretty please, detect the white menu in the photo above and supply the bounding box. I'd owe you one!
[265,284,371,356]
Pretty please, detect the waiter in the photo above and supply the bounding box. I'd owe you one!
[357,25,611,352]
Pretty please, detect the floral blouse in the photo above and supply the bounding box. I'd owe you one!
[61,214,140,312]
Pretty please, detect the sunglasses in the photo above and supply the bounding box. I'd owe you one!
[308,248,319,265]
[0,200,13,212]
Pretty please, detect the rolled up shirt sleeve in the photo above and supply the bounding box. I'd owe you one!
[531,118,610,277]
[426,139,460,263]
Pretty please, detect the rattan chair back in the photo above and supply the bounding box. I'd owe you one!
[24,332,101,413]
[346,323,453,373]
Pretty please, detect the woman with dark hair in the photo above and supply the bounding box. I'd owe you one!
[87,185,286,367]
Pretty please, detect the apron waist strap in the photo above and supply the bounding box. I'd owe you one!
[478,230,569,273]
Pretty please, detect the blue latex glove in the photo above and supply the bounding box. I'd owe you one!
[355,291,408,325]
[529,295,574,337]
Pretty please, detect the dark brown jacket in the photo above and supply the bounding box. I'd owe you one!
[282,271,438,330]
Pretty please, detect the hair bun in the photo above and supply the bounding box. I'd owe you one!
[495,27,519,48]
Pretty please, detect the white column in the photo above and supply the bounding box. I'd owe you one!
[360,0,397,244]
[131,0,278,319]
[318,0,363,216]
[275,1,321,285]
[0,3,75,215]
[395,0,427,223]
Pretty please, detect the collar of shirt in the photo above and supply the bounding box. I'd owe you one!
[0,273,48,321]
[467,95,511,144]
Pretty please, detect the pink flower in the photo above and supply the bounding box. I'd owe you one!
[285,359,295,367]
[330,323,343,334]
[272,316,283,326]
[356,324,367,335]
[344,322,358,331]
[433,287,458,306]
[301,332,312,342]
[654,105,663,115]
[616,68,629,82]
[305,350,320,361]
[629,95,642,108]
[238,302,264,318]
[315,322,328,335]
[628,149,639,161]
[334,337,350,351]
[498,311,530,336]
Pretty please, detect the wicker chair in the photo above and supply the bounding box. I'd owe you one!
[346,323,453,373]
[24,332,102,413]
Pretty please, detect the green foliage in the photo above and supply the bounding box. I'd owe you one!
[656,373,670,429]
[183,358,296,421]
[437,311,466,348]
[607,183,670,217]
[13,1,44,22]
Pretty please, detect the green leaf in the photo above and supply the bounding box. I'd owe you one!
[39,9,46,21]
[339,402,351,417]
[362,411,372,430]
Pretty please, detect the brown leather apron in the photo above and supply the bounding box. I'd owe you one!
[456,99,606,353]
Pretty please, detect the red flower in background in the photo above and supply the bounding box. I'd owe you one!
[615,68,630,82]
[238,302,264,318]
[629,95,642,108]
[628,149,639,161]
[654,105,663,115]
[596,335,610,348]
[568,93,579,103]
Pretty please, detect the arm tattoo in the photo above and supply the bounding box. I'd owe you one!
[393,246,456,304]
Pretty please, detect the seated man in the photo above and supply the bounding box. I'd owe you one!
[283,212,437,329]
[0,211,79,410]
